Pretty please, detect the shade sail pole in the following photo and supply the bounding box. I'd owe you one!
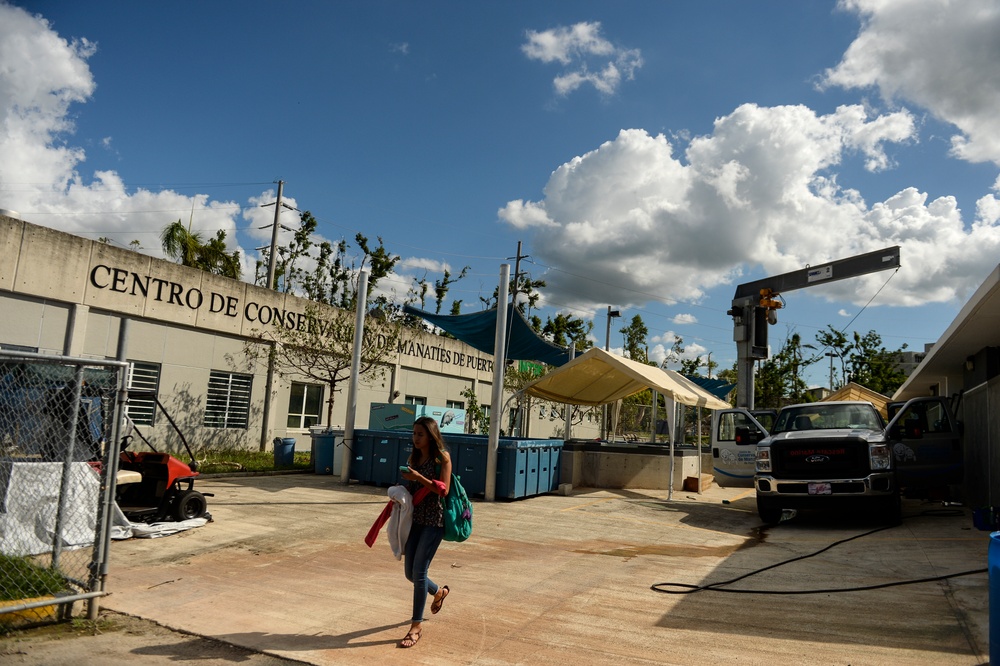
[485,263,510,502]
[341,269,368,484]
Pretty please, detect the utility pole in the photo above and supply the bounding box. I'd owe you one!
[257,180,296,453]
[264,180,284,291]
[509,241,528,308]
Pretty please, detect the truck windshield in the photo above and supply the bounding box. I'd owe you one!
[772,404,883,433]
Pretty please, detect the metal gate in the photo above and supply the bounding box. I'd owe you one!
[0,351,127,627]
[963,377,1000,511]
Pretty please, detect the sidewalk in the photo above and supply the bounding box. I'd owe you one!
[89,475,991,664]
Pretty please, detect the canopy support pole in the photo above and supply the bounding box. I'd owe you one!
[697,406,703,493]
[668,401,677,500]
[563,345,576,440]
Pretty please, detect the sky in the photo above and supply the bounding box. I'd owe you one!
[2,0,1000,388]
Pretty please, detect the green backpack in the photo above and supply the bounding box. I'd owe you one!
[442,472,472,543]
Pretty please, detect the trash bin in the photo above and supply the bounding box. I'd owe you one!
[351,431,376,483]
[312,429,344,475]
[372,432,406,486]
[497,438,563,499]
[449,434,488,497]
[273,437,296,468]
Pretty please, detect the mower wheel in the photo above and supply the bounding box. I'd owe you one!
[173,489,208,521]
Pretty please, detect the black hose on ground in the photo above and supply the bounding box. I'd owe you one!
[650,510,987,595]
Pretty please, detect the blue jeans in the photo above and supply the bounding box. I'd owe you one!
[404,523,444,623]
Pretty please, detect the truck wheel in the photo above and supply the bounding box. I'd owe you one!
[881,494,902,526]
[757,497,783,525]
[173,489,207,521]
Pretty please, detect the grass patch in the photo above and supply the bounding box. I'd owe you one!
[0,556,66,602]
[197,449,311,474]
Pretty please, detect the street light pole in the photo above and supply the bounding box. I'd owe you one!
[825,352,837,391]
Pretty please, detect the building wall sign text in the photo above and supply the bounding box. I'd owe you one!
[88,263,493,370]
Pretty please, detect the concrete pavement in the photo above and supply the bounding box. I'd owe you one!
[100,474,990,665]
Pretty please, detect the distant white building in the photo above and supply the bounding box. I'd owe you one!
[894,346,931,378]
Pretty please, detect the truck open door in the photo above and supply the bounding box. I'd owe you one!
[711,409,770,487]
[885,396,963,495]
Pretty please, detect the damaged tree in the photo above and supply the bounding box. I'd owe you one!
[242,303,403,426]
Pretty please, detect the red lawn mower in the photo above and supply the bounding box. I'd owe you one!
[115,391,212,523]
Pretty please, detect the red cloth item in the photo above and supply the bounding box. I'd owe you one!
[364,481,446,548]
[364,501,394,548]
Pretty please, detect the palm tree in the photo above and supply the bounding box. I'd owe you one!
[160,219,202,268]
[160,220,241,280]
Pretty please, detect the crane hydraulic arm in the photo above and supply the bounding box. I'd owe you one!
[730,246,901,409]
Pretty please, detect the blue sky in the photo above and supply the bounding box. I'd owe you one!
[3,0,1000,388]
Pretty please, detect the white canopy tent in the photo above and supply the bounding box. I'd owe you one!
[522,347,731,410]
[522,347,731,497]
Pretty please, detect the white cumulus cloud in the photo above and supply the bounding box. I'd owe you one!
[0,3,248,266]
[823,0,1000,165]
[499,102,1000,311]
[522,22,643,97]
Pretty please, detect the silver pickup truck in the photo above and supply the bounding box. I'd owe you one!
[753,397,962,524]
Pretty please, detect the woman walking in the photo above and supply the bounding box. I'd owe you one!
[398,416,452,648]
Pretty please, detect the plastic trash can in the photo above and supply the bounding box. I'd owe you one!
[273,437,296,467]
[312,430,344,475]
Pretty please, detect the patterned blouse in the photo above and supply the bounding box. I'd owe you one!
[408,456,444,527]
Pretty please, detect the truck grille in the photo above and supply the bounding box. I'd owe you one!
[771,439,870,479]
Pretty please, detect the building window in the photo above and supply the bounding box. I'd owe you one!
[405,395,426,406]
[0,343,38,353]
[287,382,323,429]
[126,361,160,426]
[446,400,464,410]
[205,371,252,429]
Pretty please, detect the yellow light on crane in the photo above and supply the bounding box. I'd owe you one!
[759,288,783,310]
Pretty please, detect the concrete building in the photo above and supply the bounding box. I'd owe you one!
[0,214,597,455]
[893,265,1000,512]
[895,347,930,377]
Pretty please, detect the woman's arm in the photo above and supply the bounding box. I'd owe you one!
[438,453,452,496]
[402,453,451,495]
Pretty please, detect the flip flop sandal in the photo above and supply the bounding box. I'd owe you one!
[399,631,421,648]
[431,585,449,614]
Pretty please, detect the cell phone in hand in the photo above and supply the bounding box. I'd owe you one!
[399,465,411,473]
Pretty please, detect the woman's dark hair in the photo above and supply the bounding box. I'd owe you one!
[411,416,449,464]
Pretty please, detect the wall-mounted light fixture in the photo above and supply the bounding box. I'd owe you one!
[965,357,975,371]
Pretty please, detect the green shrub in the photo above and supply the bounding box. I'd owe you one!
[197,450,311,474]
[0,555,66,601]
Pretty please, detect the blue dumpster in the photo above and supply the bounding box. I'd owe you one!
[449,434,489,496]
[350,432,376,483]
[273,437,296,467]
[372,432,406,486]
[497,439,563,499]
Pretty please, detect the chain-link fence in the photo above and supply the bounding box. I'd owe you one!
[0,351,127,628]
